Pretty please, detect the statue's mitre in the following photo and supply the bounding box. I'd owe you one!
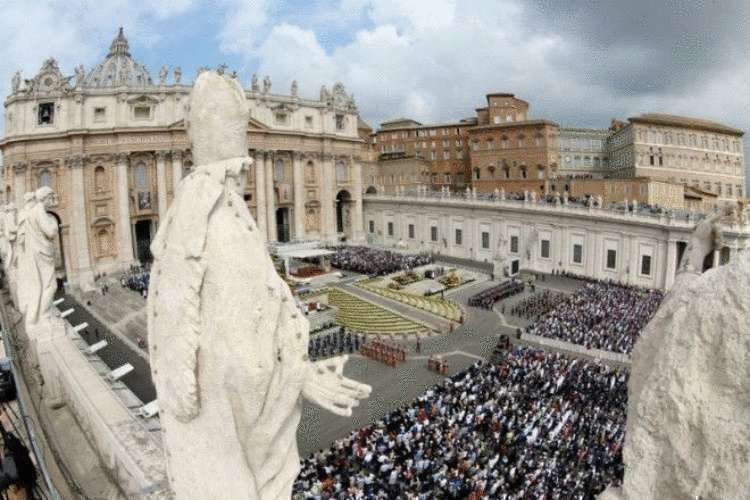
[188,71,250,165]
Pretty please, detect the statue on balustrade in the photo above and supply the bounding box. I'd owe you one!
[147,71,371,500]
[602,215,750,500]
[16,188,58,329]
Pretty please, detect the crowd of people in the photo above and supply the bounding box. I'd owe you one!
[120,265,151,298]
[330,246,432,276]
[509,290,567,321]
[468,280,524,310]
[525,282,664,354]
[293,347,628,499]
[308,328,364,361]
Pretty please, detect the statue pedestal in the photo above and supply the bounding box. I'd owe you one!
[27,317,67,409]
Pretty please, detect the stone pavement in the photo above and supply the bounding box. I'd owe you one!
[59,270,628,459]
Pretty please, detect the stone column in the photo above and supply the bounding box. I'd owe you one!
[155,150,169,223]
[171,150,183,197]
[115,153,135,267]
[253,150,267,239]
[265,151,276,242]
[665,239,678,291]
[320,153,335,244]
[12,162,27,207]
[66,155,95,291]
[351,156,364,243]
[712,249,721,269]
[292,152,305,241]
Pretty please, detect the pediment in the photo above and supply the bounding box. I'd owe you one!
[127,94,160,105]
[166,117,269,131]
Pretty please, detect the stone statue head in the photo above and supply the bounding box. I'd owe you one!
[187,71,249,167]
[35,186,56,209]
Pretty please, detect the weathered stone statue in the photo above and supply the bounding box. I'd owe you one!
[251,73,259,92]
[3,204,19,301]
[262,75,271,93]
[11,71,21,93]
[291,79,298,98]
[147,71,371,500]
[173,66,182,85]
[601,215,750,500]
[17,188,58,329]
[159,66,168,85]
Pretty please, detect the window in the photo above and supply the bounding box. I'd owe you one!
[573,243,583,264]
[641,255,652,276]
[408,224,415,239]
[430,151,437,160]
[38,169,52,188]
[135,162,147,189]
[387,222,394,236]
[274,159,285,182]
[493,116,501,124]
[429,129,436,137]
[455,228,462,245]
[369,220,375,234]
[38,102,54,125]
[94,166,106,191]
[606,249,617,270]
[510,235,519,254]
[134,105,151,120]
[472,141,479,151]
[336,161,348,182]
[443,150,450,160]
[474,168,480,180]
[430,226,438,242]
[274,112,288,125]
[335,114,345,130]
[481,231,490,249]
[541,240,550,259]
[93,107,106,122]
[305,115,313,128]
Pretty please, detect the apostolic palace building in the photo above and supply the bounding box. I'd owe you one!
[2,29,748,293]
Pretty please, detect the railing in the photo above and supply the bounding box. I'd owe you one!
[363,191,711,227]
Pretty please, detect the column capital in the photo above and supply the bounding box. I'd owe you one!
[11,161,28,173]
[65,154,89,169]
[171,149,184,160]
[254,149,268,157]
[155,150,171,161]
[303,152,319,161]
[115,152,130,164]
[320,153,334,161]
[293,151,306,161]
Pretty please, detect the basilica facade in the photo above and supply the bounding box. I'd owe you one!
[1,29,365,289]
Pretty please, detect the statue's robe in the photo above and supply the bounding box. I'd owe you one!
[18,204,56,327]
[147,159,309,499]
[603,249,750,499]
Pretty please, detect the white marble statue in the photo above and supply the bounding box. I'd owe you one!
[601,215,750,500]
[3,204,19,300]
[251,73,259,92]
[291,79,298,98]
[147,71,371,500]
[173,66,182,85]
[11,71,21,93]
[262,75,271,93]
[17,188,58,329]
[159,66,168,85]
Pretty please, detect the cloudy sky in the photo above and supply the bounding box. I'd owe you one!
[1,0,748,177]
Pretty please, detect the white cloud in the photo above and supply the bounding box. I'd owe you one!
[217,0,270,55]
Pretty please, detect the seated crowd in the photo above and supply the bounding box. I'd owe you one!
[120,265,150,297]
[525,281,664,354]
[330,246,432,276]
[468,280,524,310]
[509,290,567,321]
[294,347,627,499]
[309,328,363,361]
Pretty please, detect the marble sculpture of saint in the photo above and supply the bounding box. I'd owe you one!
[147,71,371,500]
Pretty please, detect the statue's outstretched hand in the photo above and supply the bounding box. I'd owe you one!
[302,355,372,417]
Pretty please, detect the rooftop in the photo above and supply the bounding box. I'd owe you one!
[628,113,744,136]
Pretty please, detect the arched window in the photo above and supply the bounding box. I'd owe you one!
[336,161,348,182]
[273,158,285,182]
[38,169,52,188]
[135,162,147,189]
[94,166,106,192]
[97,227,112,256]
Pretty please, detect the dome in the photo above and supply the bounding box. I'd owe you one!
[83,28,154,89]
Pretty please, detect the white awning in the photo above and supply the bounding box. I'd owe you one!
[278,248,336,259]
